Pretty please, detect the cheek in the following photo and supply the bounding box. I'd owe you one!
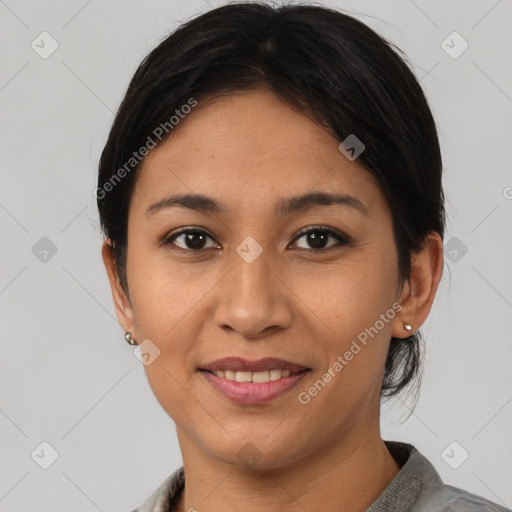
[296,270,394,426]
[126,249,230,414]
[127,247,203,336]
[293,253,396,338]
[293,253,397,403]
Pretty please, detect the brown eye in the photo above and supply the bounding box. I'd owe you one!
[164,229,218,251]
[291,227,350,251]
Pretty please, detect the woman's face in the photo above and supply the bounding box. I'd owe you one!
[109,88,413,468]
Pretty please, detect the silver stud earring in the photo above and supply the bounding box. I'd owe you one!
[403,323,413,333]
[124,332,136,345]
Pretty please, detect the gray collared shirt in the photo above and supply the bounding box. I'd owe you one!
[131,441,511,512]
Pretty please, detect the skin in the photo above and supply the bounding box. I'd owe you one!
[102,88,443,512]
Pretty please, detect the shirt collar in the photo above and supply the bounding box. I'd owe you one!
[134,441,443,512]
[366,441,443,511]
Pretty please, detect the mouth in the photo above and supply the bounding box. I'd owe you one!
[200,356,310,374]
[198,357,311,404]
[199,367,309,383]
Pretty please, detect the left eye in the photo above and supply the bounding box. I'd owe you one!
[291,227,349,251]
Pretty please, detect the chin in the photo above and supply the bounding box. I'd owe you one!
[203,434,301,470]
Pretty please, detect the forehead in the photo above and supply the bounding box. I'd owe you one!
[131,88,384,217]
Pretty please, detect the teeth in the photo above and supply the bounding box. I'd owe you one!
[235,371,252,382]
[213,369,292,382]
[253,370,270,383]
[271,369,287,381]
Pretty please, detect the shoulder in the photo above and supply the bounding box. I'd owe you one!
[374,441,511,512]
[425,483,511,512]
[130,467,185,512]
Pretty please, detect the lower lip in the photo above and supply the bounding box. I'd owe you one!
[200,370,310,405]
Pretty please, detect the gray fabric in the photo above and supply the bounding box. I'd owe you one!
[367,442,510,511]
[131,441,511,512]
[130,467,184,512]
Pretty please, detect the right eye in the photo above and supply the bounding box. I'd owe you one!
[162,228,220,251]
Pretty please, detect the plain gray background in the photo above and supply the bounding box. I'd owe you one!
[1,0,511,510]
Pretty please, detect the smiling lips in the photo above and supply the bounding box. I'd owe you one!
[201,356,309,373]
[199,357,311,404]
[201,356,309,382]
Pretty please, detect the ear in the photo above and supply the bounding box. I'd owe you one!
[101,239,137,340]
[391,231,444,339]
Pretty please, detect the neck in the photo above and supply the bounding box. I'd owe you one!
[174,425,401,512]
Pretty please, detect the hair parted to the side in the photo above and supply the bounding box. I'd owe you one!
[97,2,446,405]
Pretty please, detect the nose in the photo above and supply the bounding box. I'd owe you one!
[212,252,293,340]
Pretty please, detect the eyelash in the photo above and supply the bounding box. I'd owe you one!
[161,225,351,253]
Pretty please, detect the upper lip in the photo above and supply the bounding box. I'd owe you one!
[200,357,309,373]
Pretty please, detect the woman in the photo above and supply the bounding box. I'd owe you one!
[97,3,510,511]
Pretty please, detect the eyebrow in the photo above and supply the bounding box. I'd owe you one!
[145,191,369,217]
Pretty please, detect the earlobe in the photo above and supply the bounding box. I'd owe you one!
[392,232,444,339]
[101,239,136,335]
